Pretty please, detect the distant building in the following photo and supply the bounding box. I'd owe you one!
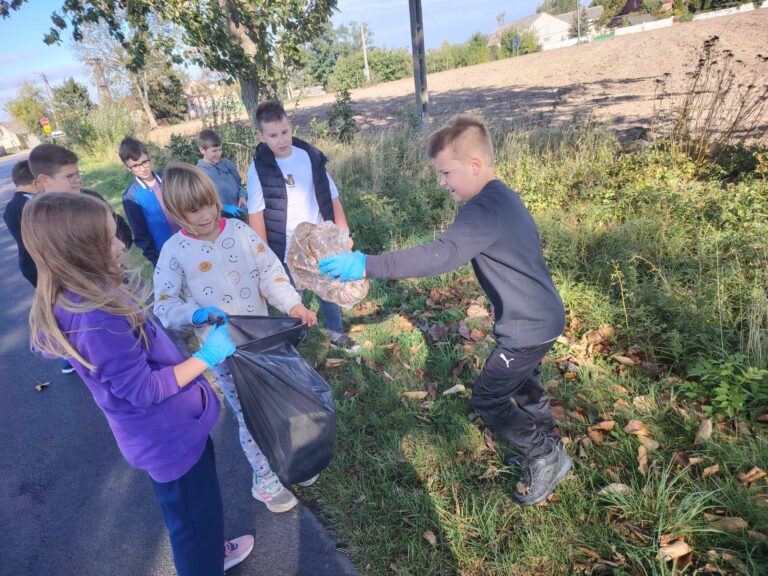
[611,0,646,26]
[488,6,605,49]
[487,12,570,49]
[0,120,40,154]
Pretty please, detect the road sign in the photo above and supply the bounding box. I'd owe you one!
[43,125,52,134]
[40,117,50,126]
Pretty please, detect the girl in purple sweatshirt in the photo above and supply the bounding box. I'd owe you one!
[22,192,253,576]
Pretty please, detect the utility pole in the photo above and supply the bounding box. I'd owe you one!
[577,0,581,43]
[37,72,61,130]
[408,0,429,124]
[361,23,371,84]
[87,58,112,104]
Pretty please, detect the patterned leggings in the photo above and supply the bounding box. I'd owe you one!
[211,363,271,477]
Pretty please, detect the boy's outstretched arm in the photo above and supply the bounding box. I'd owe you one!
[320,197,497,282]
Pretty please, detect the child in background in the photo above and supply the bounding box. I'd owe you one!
[120,136,179,266]
[3,160,42,287]
[196,129,247,219]
[247,100,360,352]
[23,192,253,575]
[320,115,571,506]
[153,163,318,513]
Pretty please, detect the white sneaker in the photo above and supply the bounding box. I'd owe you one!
[297,474,319,487]
[224,535,254,571]
[251,471,298,513]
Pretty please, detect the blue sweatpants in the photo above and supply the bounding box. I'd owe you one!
[151,437,225,576]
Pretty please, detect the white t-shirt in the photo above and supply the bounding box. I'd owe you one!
[246,146,340,260]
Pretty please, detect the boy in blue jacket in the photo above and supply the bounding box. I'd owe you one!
[196,129,247,219]
[319,115,571,505]
[120,136,179,266]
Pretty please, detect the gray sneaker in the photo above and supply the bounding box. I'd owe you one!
[513,442,572,506]
[330,334,361,353]
[252,471,298,513]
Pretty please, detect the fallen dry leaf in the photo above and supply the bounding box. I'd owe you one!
[614,398,630,411]
[598,483,633,496]
[710,517,748,532]
[469,328,485,342]
[545,379,560,391]
[349,324,365,333]
[672,451,691,468]
[632,395,656,411]
[611,354,637,366]
[353,494,366,504]
[419,401,433,410]
[637,445,649,475]
[638,436,660,451]
[564,371,578,380]
[702,464,720,478]
[657,539,693,565]
[423,530,437,546]
[688,456,705,465]
[736,466,766,485]
[613,384,629,395]
[35,381,50,392]
[624,420,650,437]
[458,323,471,340]
[427,381,438,397]
[442,383,466,396]
[588,429,605,444]
[380,371,393,381]
[694,418,713,444]
[402,390,428,400]
[343,388,359,401]
[590,420,616,432]
[325,358,349,368]
[757,413,768,423]
[748,531,767,541]
[466,304,488,318]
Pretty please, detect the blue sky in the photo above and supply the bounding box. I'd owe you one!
[0,1,583,121]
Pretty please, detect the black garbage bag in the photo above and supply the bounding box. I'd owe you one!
[226,315,335,486]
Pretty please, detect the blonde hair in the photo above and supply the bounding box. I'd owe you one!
[162,163,223,234]
[427,115,494,165]
[23,193,150,369]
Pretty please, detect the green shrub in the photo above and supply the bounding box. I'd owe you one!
[167,133,199,164]
[498,27,539,58]
[328,89,358,144]
[683,353,768,418]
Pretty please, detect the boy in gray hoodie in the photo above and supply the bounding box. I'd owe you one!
[196,129,247,218]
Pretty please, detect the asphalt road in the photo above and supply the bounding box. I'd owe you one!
[0,153,356,576]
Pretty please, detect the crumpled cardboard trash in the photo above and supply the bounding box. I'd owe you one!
[286,221,369,308]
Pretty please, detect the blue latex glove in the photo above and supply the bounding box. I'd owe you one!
[318,251,367,282]
[222,204,244,217]
[192,306,229,326]
[193,324,236,368]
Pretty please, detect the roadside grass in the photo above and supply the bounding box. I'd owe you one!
[77,112,768,575]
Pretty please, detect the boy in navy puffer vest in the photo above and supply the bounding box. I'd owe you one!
[247,100,359,352]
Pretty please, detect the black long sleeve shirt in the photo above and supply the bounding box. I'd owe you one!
[365,179,565,348]
[3,191,37,286]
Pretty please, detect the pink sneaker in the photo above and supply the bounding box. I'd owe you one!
[224,535,254,571]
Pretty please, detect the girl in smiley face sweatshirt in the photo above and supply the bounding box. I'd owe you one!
[153,163,317,514]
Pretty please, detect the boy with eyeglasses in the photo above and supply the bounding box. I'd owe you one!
[120,136,179,266]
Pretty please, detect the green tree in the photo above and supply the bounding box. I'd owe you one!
[3,82,49,136]
[52,77,94,118]
[147,71,187,122]
[303,21,370,89]
[569,7,589,38]
[537,0,579,15]
[498,28,539,58]
[2,0,337,127]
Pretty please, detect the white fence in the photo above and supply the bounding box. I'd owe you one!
[614,17,674,36]
[693,3,756,20]
[541,37,580,52]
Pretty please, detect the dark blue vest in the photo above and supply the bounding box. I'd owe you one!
[253,137,335,261]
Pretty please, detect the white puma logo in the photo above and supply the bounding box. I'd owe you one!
[499,353,514,368]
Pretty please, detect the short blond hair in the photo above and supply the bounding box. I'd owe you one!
[427,115,494,165]
[162,163,222,233]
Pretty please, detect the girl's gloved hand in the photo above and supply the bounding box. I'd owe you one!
[222,204,245,217]
[192,306,229,326]
[193,324,236,368]
[318,251,367,282]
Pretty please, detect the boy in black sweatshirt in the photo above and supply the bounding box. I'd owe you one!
[319,115,571,505]
[3,160,41,287]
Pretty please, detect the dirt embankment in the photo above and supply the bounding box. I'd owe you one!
[148,10,768,145]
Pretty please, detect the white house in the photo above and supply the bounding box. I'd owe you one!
[0,120,39,154]
[488,6,605,49]
[487,12,571,48]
